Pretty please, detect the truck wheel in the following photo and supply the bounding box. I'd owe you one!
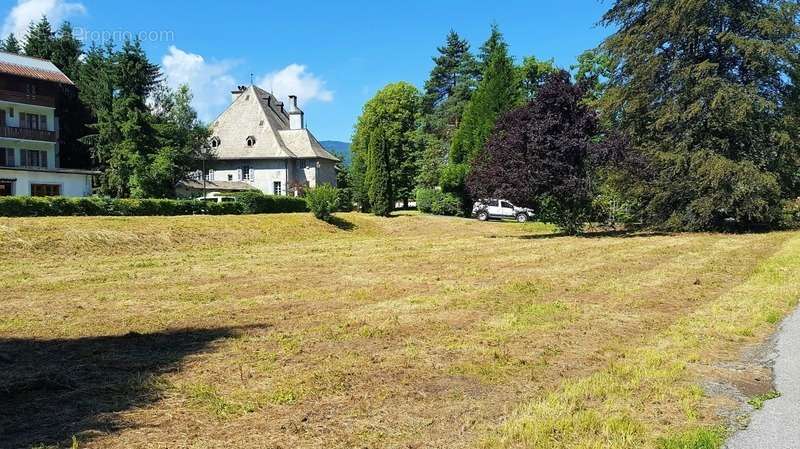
[516,213,529,223]
[478,211,489,221]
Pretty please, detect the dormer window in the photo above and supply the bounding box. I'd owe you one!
[210,136,221,148]
[246,136,256,147]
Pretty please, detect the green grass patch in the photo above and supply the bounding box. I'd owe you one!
[657,427,725,449]
[748,391,781,410]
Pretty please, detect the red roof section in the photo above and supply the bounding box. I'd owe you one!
[0,56,74,85]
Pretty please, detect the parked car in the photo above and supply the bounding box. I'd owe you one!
[196,192,237,203]
[472,199,535,223]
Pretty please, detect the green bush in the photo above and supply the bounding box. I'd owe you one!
[235,191,307,214]
[783,198,800,229]
[416,188,463,217]
[305,184,340,221]
[0,194,300,218]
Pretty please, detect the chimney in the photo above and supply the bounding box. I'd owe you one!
[288,95,305,130]
[231,85,246,102]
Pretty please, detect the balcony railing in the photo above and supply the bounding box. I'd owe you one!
[0,126,57,142]
[0,89,56,108]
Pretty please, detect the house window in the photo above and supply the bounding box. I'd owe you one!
[246,136,256,147]
[20,150,47,168]
[0,181,13,196]
[210,136,221,148]
[0,110,5,127]
[242,165,251,181]
[0,148,14,167]
[31,184,60,197]
[18,113,47,130]
[205,169,214,181]
[227,174,233,181]
[273,181,282,196]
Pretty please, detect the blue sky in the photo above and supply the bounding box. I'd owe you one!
[1,0,613,141]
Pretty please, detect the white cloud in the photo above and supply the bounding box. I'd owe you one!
[258,64,333,106]
[2,0,86,39]
[161,46,239,123]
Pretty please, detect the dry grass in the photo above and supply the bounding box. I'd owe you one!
[1,212,798,449]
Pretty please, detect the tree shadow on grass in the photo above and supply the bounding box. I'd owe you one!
[329,215,357,231]
[0,325,261,449]
[510,230,674,240]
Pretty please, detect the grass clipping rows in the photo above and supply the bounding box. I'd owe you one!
[483,235,800,449]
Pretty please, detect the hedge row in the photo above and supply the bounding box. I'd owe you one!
[0,193,308,217]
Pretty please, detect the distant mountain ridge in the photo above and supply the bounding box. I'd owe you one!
[320,141,351,166]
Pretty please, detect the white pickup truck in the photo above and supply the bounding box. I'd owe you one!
[472,199,535,223]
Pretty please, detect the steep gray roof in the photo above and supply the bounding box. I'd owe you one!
[209,85,339,162]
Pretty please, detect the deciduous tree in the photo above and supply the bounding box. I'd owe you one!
[350,82,422,210]
[468,71,609,234]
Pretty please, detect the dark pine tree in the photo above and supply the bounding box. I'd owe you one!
[600,0,798,230]
[23,16,55,59]
[418,30,479,188]
[51,22,92,169]
[450,26,517,165]
[51,22,83,82]
[1,33,22,53]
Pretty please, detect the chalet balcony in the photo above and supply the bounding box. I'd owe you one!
[0,126,57,142]
[0,89,56,108]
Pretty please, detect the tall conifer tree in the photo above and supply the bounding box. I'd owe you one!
[601,0,800,229]
[418,31,479,187]
[1,33,21,53]
[23,17,55,59]
[450,26,518,165]
[366,127,393,216]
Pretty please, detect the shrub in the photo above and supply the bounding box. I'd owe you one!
[305,184,340,221]
[416,188,463,216]
[783,198,800,229]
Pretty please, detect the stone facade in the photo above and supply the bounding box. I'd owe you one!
[191,85,339,197]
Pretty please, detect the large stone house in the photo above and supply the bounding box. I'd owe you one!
[0,51,96,197]
[179,85,339,198]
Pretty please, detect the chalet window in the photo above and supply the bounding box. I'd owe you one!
[0,110,5,127]
[0,148,14,167]
[227,174,233,182]
[0,181,13,196]
[273,181,282,196]
[242,165,251,181]
[30,184,60,197]
[246,136,256,147]
[205,169,214,181]
[20,150,47,168]
[210,136,221,148]
[18,114,48,130]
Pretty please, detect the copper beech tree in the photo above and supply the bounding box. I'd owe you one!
[467,71,621,234]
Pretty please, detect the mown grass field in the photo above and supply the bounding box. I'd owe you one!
[1,213,799,449]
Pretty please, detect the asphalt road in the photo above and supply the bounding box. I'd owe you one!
[725,307,800,449]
